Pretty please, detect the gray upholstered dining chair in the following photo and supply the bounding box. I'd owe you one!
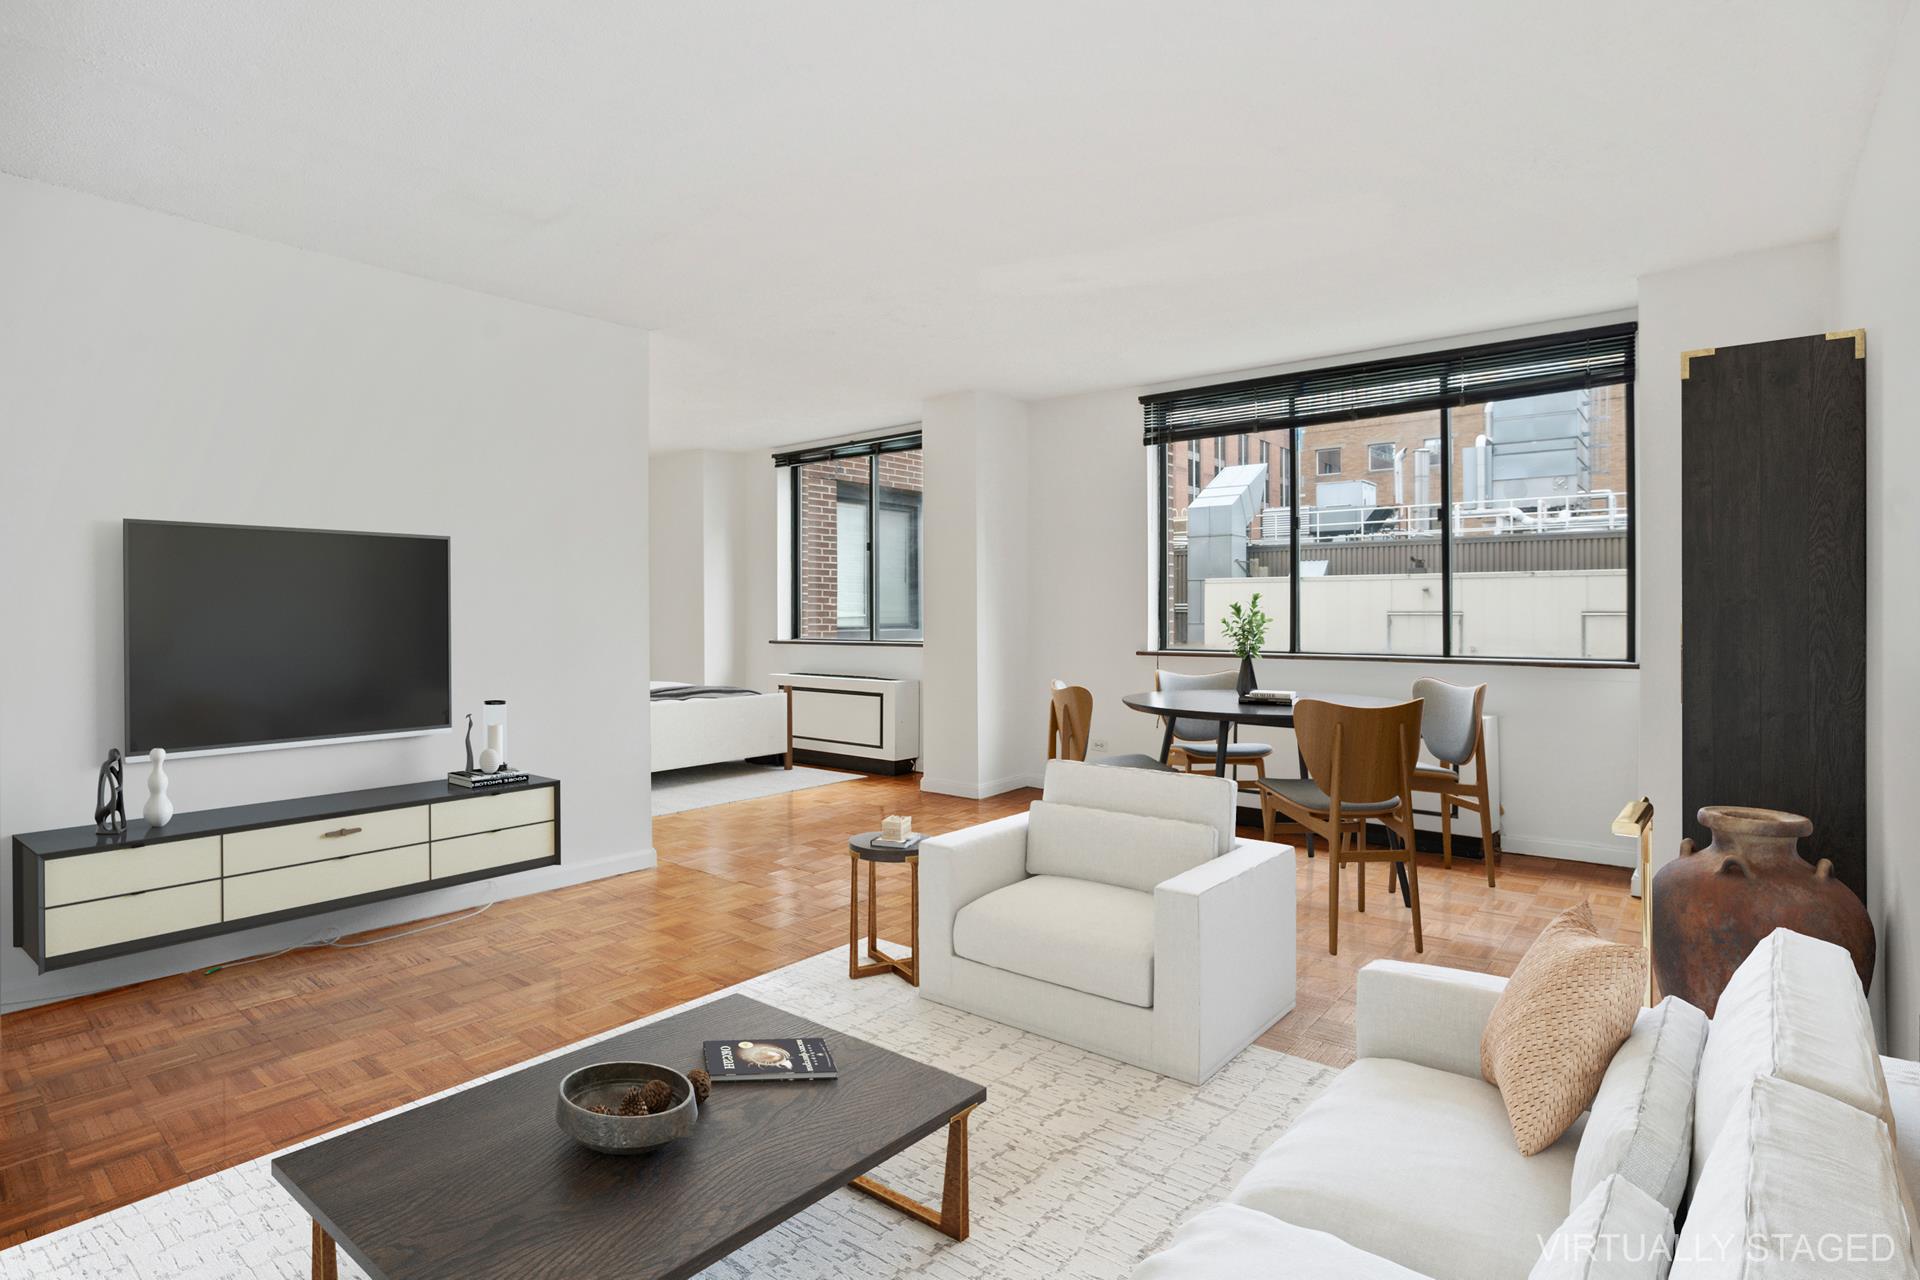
[1409,677,1499,887]
[1155,669,1273,789]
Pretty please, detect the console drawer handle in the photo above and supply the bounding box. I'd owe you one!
[322,826,363,839]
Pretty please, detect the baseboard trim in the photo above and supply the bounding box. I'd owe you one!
[1498,834,1636,868]
[793,748,916,776]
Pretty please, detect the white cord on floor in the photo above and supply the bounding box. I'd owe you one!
[202,900,495,973]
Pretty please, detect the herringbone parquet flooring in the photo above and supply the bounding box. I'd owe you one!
[0,772,1636,1247]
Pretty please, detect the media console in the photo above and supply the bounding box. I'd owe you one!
[10,776,560,973]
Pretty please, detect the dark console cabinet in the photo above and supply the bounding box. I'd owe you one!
[11,777,559,972]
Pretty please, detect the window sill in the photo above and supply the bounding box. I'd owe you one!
[1134,648,1637,671]
[770,638,925,648]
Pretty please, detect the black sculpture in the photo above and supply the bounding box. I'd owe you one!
[463,713,476,773]
[94,748,128,834]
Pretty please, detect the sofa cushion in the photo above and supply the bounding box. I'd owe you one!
[951,875,1155,1007]
[1882,1055,1920,1209]
[1025,800,1217,893]
[1230,1057,1579,1280]
[1691,928,1892,1198]
[1530,1174,1675,1280]
[1571,997,1708,1217]
[1482,902,1648,1155]
[1133,1204,1432,1280]
[1042,759,1236,853]
[1674,1074,1915,1279]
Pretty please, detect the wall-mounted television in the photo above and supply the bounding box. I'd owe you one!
[125,520,451,757]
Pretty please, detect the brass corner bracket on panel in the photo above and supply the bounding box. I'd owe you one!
[1825,328,1866,359]
[1680,348,1715,380]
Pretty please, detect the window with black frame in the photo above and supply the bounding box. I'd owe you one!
[776,431,924,642]
[1147,324,1635,662]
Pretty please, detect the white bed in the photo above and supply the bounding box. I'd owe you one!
[649,681,788,773]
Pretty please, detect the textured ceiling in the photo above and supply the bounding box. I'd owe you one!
[0,1,1906,449]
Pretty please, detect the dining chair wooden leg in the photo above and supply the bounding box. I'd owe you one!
[1400,817,1423,952]
[1352,827,1366,913]
[1478,779,1498,887]
[1328,832,1340,955]
[1440,798,1453,869]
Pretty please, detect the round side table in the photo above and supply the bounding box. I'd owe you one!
[848,832,921,985]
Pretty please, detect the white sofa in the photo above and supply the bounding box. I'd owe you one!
[916,759,1295,1085]
[1135,928,1920,1279]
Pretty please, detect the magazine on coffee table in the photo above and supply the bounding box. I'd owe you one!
[703,1037,839,1082]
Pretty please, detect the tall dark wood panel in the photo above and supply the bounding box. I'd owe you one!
[1681,331,1866,898]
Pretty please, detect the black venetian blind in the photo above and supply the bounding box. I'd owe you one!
[1141,323,1636,446]
[772,430,921,468]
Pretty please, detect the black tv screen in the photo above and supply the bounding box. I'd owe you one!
[125,520,451,755]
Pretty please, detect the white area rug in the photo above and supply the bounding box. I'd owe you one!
[2,946,1333,1279]
[650,762,857,816]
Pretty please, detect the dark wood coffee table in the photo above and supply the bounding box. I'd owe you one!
[271,993,985,1280]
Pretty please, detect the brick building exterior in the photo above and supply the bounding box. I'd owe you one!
[1164,384,1628,535]
[795,449,924,638]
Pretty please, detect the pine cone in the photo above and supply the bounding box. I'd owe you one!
[587,1103,611,1115]
[688,1068,711,1104]
[618,1086,649,1117]
[640,1079,674,1113]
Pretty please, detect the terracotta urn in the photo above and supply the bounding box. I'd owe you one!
[1650,806,1873,1016]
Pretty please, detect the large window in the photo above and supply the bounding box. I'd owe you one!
[1149,324,1635,662]
[778,431,923,642]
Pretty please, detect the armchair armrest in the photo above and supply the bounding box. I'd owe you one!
[1151,838,1296,1084]
[916,812,1029,998]
[1354,960,1508,1079]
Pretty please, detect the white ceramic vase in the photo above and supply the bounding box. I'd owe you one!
[144,747,175,827]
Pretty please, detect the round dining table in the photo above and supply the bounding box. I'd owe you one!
[1119,687,1398,776]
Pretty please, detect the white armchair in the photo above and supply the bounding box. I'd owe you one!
[918,760,1295,1084]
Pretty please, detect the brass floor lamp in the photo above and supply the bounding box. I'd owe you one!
[1612,797,1655,1006]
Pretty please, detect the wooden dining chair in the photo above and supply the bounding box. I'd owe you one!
[1155,669,1272,791]
[1258,698,1424,955]
[1409,678,1500,887]
[1048,681,1169,770]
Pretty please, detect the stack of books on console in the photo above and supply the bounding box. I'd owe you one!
[448,769,530,790]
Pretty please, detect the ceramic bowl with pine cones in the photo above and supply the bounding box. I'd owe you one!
[556,1062,698,1154]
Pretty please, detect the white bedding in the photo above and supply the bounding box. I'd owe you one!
[649,684,787,773]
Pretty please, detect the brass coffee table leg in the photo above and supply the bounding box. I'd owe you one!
[312,1221,338,1280]
[850,1103,976,1240]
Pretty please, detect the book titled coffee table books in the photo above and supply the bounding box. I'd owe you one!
[703,1036,839,1082]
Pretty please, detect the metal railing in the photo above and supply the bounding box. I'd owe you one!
[1235,490,1628,544]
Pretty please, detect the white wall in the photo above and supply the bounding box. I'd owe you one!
[920,392,1031,797]
[1838,2,1920,1055]
[1631,240,1840,888]
[1021,385,1642,865]
[649,448,748,687]
[0,176,653,1009]
[649,451,707,683]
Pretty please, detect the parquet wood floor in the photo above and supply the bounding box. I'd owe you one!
[0,772,1636,1248]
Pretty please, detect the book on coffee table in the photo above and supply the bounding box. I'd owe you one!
[703,1036,838,1082]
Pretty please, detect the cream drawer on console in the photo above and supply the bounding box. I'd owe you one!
[224,806,428,876]
[432,822,555,879]
[430,788,554,841]
[224,844,430,922]
[43,836,222,907]
[44,881,222,957]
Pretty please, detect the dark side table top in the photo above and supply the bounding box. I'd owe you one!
[850,831,922,863]
[271,993,983,1280]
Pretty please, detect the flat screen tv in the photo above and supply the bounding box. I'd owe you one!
[125,520,451,756]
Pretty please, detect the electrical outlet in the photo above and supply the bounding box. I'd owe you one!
[1089,739,1109,754]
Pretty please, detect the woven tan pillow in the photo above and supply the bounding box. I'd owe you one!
[1481,902,1647,1155]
